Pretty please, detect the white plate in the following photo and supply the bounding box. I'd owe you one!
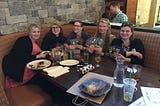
[59,59,79,66]
[27,59,51,70]
[41,51,51,55]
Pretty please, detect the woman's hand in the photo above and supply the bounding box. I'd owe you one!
[77,45,84,50]
[88,45,95,53]
[69,45,77,49]
[94,46,102,54]
[117,54,131,63]
[36,52,47,58]
[126,51,143,59]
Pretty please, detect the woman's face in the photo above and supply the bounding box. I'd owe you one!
[74,22,82,33]
[52,25,61,36]
[29,27,40,41]
[120,26,132,40]
[98,22,109,35]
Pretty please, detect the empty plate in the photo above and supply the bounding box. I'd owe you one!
[59,59,79,66]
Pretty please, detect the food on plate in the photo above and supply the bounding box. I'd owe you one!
[85,82,97,93]
[79,78,111,96]
[29,64,35,69]
[37,61,45,68]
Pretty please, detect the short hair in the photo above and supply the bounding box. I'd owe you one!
[120,22,135,40]
[28,24,40,32]
[120,22,135,33]
[110,1,120,9]
[51,21,62,28]
[73,20,83,27]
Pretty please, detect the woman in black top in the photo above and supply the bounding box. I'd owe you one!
[110,22,145,65]
[41,22,66,51]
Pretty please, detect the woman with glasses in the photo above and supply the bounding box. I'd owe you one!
[64,20,90,50]
[110,22,145,65]
[41,22,66,51]
[88,18,116,56]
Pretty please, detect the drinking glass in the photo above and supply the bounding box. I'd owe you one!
[83,50,89,64]
[94,53,101,67]
[123,78,137,102]
[132,64,142,81]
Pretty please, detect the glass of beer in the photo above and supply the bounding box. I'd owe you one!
[94,53,101,67]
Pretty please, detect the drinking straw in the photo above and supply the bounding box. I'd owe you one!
[128,68,133,102]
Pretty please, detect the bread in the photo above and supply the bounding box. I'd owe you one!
[85,82,97,93]
[37,61,45,68]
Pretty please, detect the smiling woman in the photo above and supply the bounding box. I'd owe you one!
[110,22,145,65]
[41,22,67,51]
[2,24,48,88]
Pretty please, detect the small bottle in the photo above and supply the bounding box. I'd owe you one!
[113,57,125,88]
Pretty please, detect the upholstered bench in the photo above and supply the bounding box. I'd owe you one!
[5,85,52,106]
[111,29,160,73]
[0,24,159,106]
[0,28,52,106]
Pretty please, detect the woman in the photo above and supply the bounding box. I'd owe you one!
[88,18,115,55]
[65,21,90,50]
[2,24,47,88]
[110,22,145,65]
[41,22,66,51]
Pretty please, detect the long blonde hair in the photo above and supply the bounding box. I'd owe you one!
[97,18,111,35]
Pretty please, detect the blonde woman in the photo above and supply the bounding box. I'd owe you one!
[88,18,116,55]
[2,24,47,88]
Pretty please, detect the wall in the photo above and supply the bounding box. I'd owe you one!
[0,0,105,34]
[136,0,152,26]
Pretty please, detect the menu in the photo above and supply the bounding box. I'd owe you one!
[129,86,160,106]
[129,97,146,106]
[140,86,160,106]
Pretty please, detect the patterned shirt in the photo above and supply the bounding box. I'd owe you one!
[112,11,128,23]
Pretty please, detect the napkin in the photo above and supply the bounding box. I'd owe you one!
[43,66,70,78]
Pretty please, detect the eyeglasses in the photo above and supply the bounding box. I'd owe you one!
[52,26,60,29]
[74,25,81,27]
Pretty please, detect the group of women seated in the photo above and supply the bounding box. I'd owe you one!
[2,18,144,91]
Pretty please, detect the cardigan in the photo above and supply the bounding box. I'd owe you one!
[2,36,37,82]
[110,38,145,65]
[41,31,66,51]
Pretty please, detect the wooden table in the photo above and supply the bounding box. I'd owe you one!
[39,55,160,106]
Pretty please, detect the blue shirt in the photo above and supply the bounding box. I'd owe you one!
[66,31,90,46]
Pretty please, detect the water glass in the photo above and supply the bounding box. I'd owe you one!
[83,50,89,64]
[94,53,101,67]
[132,64,142,81]
[123,78,137,102]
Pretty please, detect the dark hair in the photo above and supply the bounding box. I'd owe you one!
[120,22,135,40]
[110,1,120,8]
[73,20,83,27]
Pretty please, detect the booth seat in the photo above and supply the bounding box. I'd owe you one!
[0,24,159,106]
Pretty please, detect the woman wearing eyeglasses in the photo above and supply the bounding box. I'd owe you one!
[64,21,90,50]
[110,22,145,65]
[41,22,66,51]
